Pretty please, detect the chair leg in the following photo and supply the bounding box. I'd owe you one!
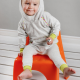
[13,56,23,80]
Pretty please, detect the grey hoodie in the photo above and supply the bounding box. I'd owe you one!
[18,0,60,49]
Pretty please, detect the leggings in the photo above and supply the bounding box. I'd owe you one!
[23,43,66,69]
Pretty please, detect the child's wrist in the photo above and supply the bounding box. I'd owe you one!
[49,33,56,40]
[20,48,24,53]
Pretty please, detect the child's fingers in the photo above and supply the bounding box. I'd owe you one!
[18,53,20,56]
[20,53,23,56]
[46,38,53,45]
[47,40,52,45]
[48,42,52,45]
[18,53,23,56]
[47,39,51,43]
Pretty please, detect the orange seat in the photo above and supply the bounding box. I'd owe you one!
[13,31,68,80]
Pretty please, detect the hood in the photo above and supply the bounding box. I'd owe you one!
[19,0,44,21]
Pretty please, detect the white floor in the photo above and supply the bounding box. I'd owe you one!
[0,35,80,80]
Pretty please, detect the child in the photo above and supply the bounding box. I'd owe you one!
[18,0,75,80]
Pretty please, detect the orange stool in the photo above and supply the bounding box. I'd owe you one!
[13,31,68,80]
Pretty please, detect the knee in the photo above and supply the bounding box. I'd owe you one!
[23,45,32,54]
[23,44,36,55]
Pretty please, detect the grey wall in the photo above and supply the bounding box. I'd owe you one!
[0,0,80,37]
[0,0,21,30]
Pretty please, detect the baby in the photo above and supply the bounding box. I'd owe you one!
[18,0,75,80]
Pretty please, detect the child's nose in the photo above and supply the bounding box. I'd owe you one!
[29,4,33,8]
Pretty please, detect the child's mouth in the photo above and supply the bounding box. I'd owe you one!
[27,9,33,11]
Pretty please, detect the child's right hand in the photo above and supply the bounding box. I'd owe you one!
[46,37,53,45]
[18,52,23,56]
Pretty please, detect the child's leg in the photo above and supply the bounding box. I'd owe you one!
[47,44,75,77]
[18,44,38,80]
[47,44,66,68]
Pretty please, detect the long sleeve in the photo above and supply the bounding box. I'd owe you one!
[18,19,27,49]
[43,12,61,38]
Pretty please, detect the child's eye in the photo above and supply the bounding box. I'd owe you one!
[26,3,29,5]
[34,4,37,6]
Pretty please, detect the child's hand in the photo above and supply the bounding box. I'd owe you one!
[18,52,23,56]
[46,37,53,45]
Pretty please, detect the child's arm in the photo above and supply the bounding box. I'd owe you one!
[44,12,60,45]
[18,48,24,56]
[48,14,60,38]
[18,19,27,55]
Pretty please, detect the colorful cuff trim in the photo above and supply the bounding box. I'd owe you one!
[20,48,24,53]
[23,65,32,72]
[50,33,56,40]
[60,64,68,72]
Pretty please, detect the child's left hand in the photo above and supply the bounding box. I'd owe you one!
[46,37,53,45]
[18,52,23,57]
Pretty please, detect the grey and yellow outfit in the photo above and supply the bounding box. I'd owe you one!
[18,0,68,73]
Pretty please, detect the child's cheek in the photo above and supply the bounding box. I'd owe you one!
[23,6,27,12]
[35,7,38,13]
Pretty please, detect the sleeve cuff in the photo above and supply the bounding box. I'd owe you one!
[49,33,56,40]
[20,48,24,53]
[60,64,68,72]
[23,65,32,72]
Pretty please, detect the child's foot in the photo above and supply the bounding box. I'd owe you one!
[63,67,76,77]
[18,69,32,80]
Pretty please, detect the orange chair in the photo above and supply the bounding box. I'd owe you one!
[13,31,68,80]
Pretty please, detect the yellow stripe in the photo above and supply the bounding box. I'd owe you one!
[60,64,68,72]
[23,65,32,72]
[20,48,24,52]
[50,33,56,40]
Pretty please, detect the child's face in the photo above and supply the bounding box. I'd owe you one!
[22,0,40,16]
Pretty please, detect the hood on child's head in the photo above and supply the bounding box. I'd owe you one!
[19,0,44,21]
